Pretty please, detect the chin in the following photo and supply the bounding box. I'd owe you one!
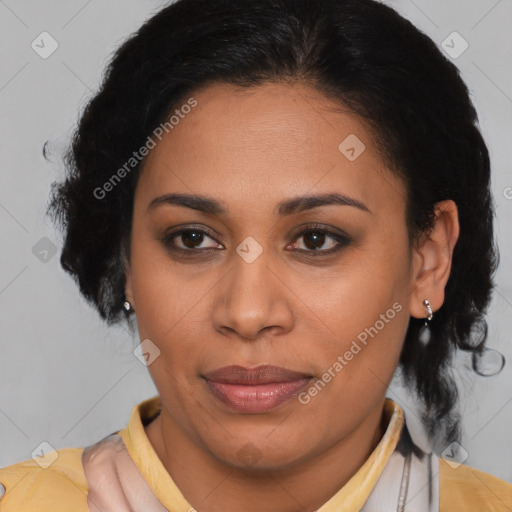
[206,435,316,473]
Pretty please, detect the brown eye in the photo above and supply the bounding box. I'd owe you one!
[160,228,222,252]
[289,225,351,255]
[301,231,328,250]
[181,230,205,248]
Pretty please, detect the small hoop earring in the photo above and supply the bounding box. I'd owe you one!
[418,299,433,346]
[123,301,132,312]
[423,298,433,325]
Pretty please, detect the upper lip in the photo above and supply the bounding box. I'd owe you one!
[202,365,312,384]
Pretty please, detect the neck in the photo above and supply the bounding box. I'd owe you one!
[145,399,388,512]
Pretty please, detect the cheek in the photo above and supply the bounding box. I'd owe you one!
[312,287,407,381]
[128,225,204,338]
[305,243,408,334]
[296,288,408,420]
[128,242,221,383]
[300,241,411,390]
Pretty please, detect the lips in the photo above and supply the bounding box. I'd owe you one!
[203,364,311,384]
[202,365,312,413]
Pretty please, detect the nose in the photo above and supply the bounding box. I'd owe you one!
[210,249,294,341]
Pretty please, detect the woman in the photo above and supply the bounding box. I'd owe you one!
[1,0,510,510]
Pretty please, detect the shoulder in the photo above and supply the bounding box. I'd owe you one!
[0,447,88,512]
[440,458,512,511]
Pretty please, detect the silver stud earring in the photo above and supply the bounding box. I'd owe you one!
[419,299,433,346]
[123,301,132,312]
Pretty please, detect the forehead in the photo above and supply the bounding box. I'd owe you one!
[136,82,405,216]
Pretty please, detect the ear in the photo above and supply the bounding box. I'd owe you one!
[408,200,460,319]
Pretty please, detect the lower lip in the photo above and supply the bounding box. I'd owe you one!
[204,378,311,413]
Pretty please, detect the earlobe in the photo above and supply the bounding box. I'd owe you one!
[409,200,460,319]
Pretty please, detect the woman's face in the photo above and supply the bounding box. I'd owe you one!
[126,82,419,469]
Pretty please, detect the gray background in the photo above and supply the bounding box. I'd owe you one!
[1,0,511,484]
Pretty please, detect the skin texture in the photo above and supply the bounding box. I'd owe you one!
[124,82,460,512]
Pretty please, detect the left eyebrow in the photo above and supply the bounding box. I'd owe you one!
[146,192,371,216]
[276,192,371,216]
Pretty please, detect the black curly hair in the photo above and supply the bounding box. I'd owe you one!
[47,0,499,448]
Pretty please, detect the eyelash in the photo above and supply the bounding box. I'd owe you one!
[159,224,351,257]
